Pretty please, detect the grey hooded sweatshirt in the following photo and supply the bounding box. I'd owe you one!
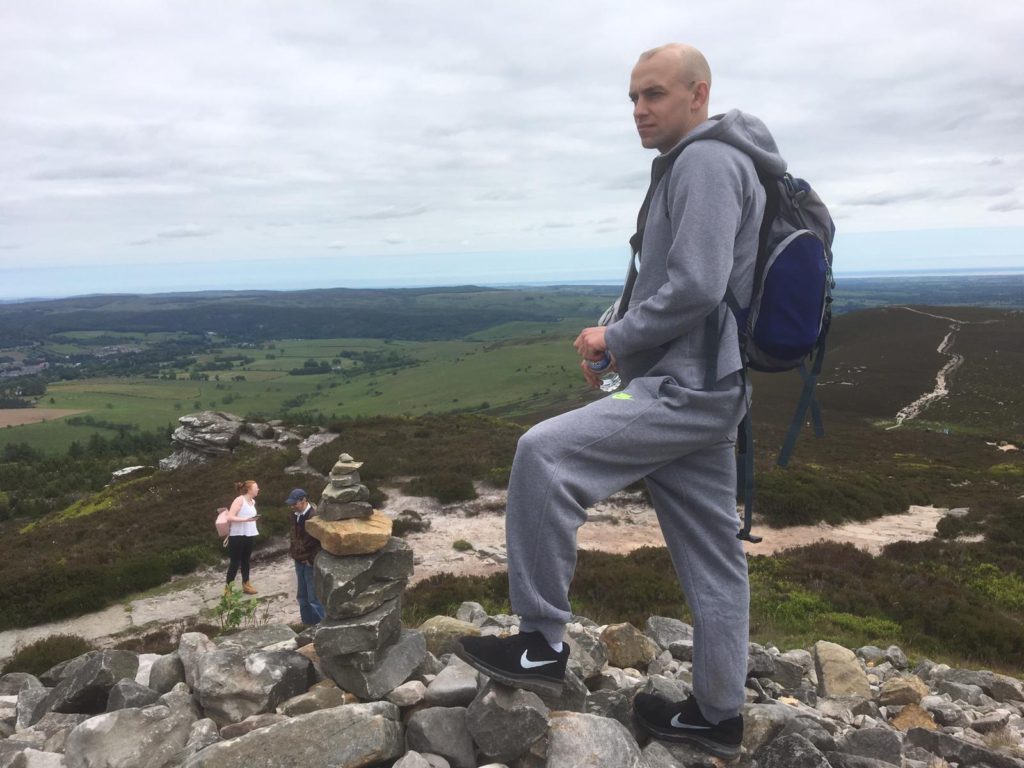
[604,109,787,389]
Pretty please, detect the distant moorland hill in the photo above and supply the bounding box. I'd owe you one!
[0,274,1021,343]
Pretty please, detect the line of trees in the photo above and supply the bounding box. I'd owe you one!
[0,426,171,521]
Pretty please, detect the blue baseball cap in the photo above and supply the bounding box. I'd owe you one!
[285,488,308,505]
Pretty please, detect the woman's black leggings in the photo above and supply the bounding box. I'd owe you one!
[226,535,254,583]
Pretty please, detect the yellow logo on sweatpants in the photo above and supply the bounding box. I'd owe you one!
[611,392,633,400]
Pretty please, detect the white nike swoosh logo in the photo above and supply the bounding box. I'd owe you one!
[670,714,711,730]
[520,650,558,669]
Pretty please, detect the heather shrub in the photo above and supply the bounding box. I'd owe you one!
[311,414,521,502]
[2,634,94,676]
[756,466,920,527]
[936,511,985,539]
[403,571,511,627]
[485,465,512,487]
[406,474,476,504]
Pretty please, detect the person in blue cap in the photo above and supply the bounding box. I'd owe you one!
[286,488,325,627]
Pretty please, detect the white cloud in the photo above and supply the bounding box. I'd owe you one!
[1,0,1023,293]
[156,225,216,239]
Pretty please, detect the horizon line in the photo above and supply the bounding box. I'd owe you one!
[2,266,1023,303]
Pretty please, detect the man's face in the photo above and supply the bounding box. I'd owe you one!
[290,499,306,512]
[629,52,700,154]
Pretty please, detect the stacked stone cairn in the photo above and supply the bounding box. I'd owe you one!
[305,453,424,701]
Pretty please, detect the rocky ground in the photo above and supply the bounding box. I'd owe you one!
[3,604,1024,768]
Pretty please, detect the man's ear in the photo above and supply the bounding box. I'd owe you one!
[692,81,710,111]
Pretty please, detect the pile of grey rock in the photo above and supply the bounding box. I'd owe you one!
[318,453,373,521]
[158,411,302,470]
[305,452,423,702]
[3,607,1024,767]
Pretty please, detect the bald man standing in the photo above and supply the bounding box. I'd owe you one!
[456,44,787,759]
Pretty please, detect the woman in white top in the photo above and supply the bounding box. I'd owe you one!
[224,479,261,594]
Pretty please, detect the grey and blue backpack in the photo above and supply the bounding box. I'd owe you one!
[616,138,835,543]
[728,168,835,542]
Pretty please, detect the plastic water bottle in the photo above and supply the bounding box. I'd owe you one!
[588,353,621,393]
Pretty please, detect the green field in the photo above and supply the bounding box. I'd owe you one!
[0,333,594,453]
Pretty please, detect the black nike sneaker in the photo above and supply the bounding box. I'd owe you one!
[453,630,568,696]
[633,692,743,759]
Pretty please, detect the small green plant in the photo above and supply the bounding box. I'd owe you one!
[1,634,94,675]
[216,584,259,632]
[452,539,474,552]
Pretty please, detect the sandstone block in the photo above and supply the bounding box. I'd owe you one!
[889,702,938,732]
[879,674,929,706]
[600,622,659,670]
[813,640,871,699]
[307,513,392,556]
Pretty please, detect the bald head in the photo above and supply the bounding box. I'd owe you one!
[638,43,712,91]
[629,43,712,153]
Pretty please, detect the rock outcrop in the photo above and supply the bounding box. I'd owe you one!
[158,411,302,470]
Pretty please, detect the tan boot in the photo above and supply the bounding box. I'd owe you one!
[224,584,232,596]
[242,581,258,595]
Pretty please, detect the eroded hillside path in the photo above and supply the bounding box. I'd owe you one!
[885,306,996,429]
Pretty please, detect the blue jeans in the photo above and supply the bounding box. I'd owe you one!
[295,561,325,626]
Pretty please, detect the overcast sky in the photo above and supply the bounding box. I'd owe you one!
[2,1,1022,299]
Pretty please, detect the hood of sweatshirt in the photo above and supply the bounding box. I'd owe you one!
[662,109,787,177]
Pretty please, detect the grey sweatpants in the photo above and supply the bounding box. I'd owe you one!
[506,373,749,723]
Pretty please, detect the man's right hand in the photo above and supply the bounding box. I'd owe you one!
[580,358,618,389]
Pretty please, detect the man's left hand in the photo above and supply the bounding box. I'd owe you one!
[574,326,608,361]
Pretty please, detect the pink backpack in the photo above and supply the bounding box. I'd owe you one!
[215,507,230,538]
